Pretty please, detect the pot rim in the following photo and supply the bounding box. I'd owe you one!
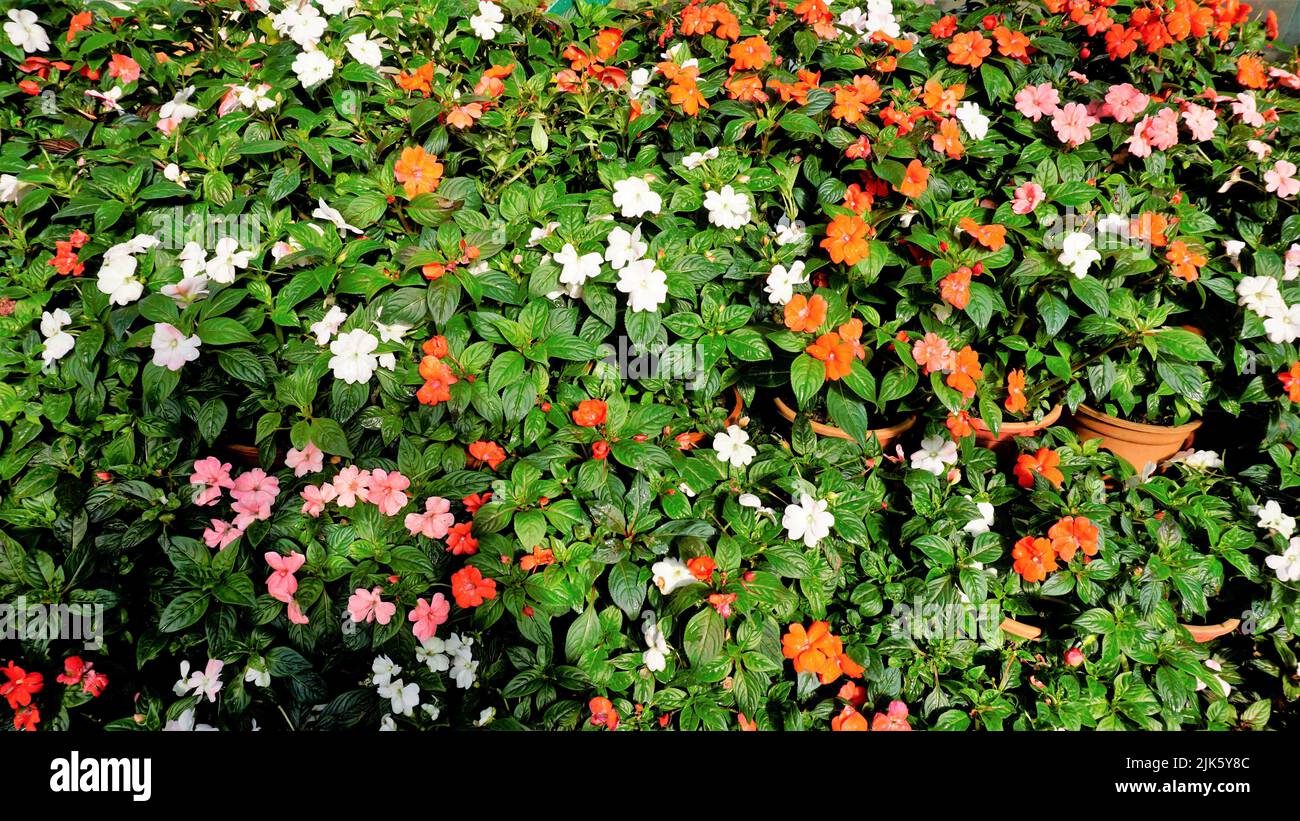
[772,396,916,441]
[1075,403,1203,436]
[972,402,1063,434]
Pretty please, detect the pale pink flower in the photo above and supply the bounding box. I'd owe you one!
[1051,102,1097,147]
[348,586,396,625]
[202,519,242,550]
[265,551,305,603]
[287,599,310,625]
[1145,108,1180,151]
[1127,115,1154,158]
[1247,140,1272,160]
[911,332,954,374]
[367,469,410,516]
[1265,160,1300,199]
[1270,67,1300,90]
[1232,92,1265,127]
[300,482,337,518]
[285,442,324,477]
[1102,83,1149,123]
[189,456,234,506]
[1014,83,1059,121]
[231,468,280,511]
[150,322,201,371]
[1181,104,1217,142]
[331,465,370,507]
[1011,181,1045,215]
[405,496,455,539]
[408,593,450,642]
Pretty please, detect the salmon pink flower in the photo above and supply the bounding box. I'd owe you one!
[203,519,242,550]
[1051,102,1097,147]
[300,483,336,518]
[1102,83,1148,123]
[408,593,450,642]
[911,332,955,374]
[348,586,397,625]
[265,551,305,603]
[368,469,410,516]
[405,496,455,539]
[871,701,912,731]
[1265,160,1300,199]
[284,442,324,477]
[331,465,371,507]
[189,456,234,506]
[1014,83,1059,121]
[1181,103,1217,142]
[1011,181,1045,214]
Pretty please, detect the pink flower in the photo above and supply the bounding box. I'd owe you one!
[1051,102,1097,147]
[189,456,233,506]
[202,519,242,550]
[1265,160,1300,199]
[300,482,337,518]
[1127,115,1154,158]
[265,551,305,603]
[1232,92,1265,127]
[871,700,911,731]
[1102,83,1148,123]
[367,469,410,517]
[1011,181,1045,215]
[347,586,396,625]
[911,332,954,374]
[1247,140,1272,161]
[1014,83,1059,121]
[1145,108,1179,150]
[287,599,309,625]
[408,593,450,642]
[284,442,324,477]
[231,469,280,512]
[405,496,455,539]
[1270,67,1300,90]
[331,465,370,508]
[1181,103,1217,142]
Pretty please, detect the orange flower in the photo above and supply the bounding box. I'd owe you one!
[806,333,855,381]
[396,62,435,95]
[423,336,449,358]
[945,345,983,398]
[1004,369,1027,414]
[896,160,930,198]
[710,4,741,40]
[393,146,444,198]
[838,318,866,360]
[729,36,771,70]
[947,31,992,68]
[930,15,958,38]
[821,213,871,266]
[659,62,709,115]
[767,69,820,105]
[474,62,515,97]
[831,704,869,731]
[841,183,873,215]
[446,102,484,129]
[687,556,716,581]
[1011,536,1058,583]
[931,118,965,159]
[946,410,973,440]
[921,78,965,115]
[724,73,768,103]
[417,357,458,406]
[993,25,1030,60]
[939,266,972,310]
[572,399,608,427]
[520,547,556,571]
[784,294,828,333]
[1048,516,1100,562]
[1279,363,1300,402]
[829,75,881,123]
[469,440,507,470]
[595,28,623,61]
[66,11,92,43]
[588,696,619,730]
[1129,212,1169,248]
[793,0,836,39]
[781,622,859,685]
[958,217,1006,251]
[1013,448,1064,488]
[1166,241,1207,282]
[1237,54,1268,89]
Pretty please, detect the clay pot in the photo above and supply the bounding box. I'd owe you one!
[1069,404,1202,468]
[1181,619,1239,643]
[772,397,916,449]
[221,443,262,468]
[1000,617,1041,640]
[972,404,1063,455]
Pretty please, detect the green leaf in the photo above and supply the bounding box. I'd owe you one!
[683,608,725,666]
[197,317,256,345]
[159,591,210,632]
[791,354,825,408]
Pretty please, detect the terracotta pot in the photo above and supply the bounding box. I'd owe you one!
[1000,617,1041,640]
[972,404,1063,454]
[221,443,262,468]
[1181,619,1239,643]
[772,397,915,449]
[1069,404,1202,468]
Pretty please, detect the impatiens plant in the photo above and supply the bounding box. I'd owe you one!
[0,0,1298,734]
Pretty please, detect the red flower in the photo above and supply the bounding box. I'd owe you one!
[462,492,492,513]
[468,441,506,470]
[1,662,44,709]
[591,440,610,460]
[589,696,619,730]
[13,705,39,732]
[446,522,478,556]
[687,556,716,581]
[572,399,607,427]
[450,566,497,608]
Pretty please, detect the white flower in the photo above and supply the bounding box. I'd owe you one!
[475,707,496,727]
[162,275,209,305]
[163,708,217,732]
[450,653,478,689]
[312,198,361,236]
[244,658,271,688]
[739,493,775,517]
[652,558,700,594]
[1223,239,1246,267]
[782,493,834,548]
[703,185,751,230]
[1095,213,1129,245]
[328,328,379,384]
[628,67,653,100]
[319,0,356,15]
[379,715,396,731]
[96,238,154,306]
[963,498,995,534]
[1171,449,1223,470]
[415,637,451,672]
[158,86,199,123]
[764,260,807,305]
[5,10,49,53]
[150,322,202,371]
[273,3,327,48]
[555,243,603,291]
[204,237,252,284]
[0,174,30,203]
[1264,303,1300,344]
[40,309,74,367]
[345,32,384,68]
[641,611,671,672]
[616,258,668,313]
[373,319,410,343]
[955,101,989,140]
[293,49,335,89]
[682,147,719,169]
[233,83,277,112]
[1266,538,1300,582]
[774,214,807,246]
[677,483,696,497]
[1285,243,1300,280]
[1058,231,1101,278]
[612,176,662,219]
[311,305,348,345]
[469,0,504,40]
[185,659,225,702]
[528,221,559,247]
[910,435,958,475]
[371,655,400,688]
[712,424,756,468]
[379,678,420,716]
[378,352,397,370]
[1236,275,1284,317]
[178,242,208,278]
[604,225,648,270]
[1255,500,1296,538]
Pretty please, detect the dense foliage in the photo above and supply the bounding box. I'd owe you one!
[2,0,1300,732]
